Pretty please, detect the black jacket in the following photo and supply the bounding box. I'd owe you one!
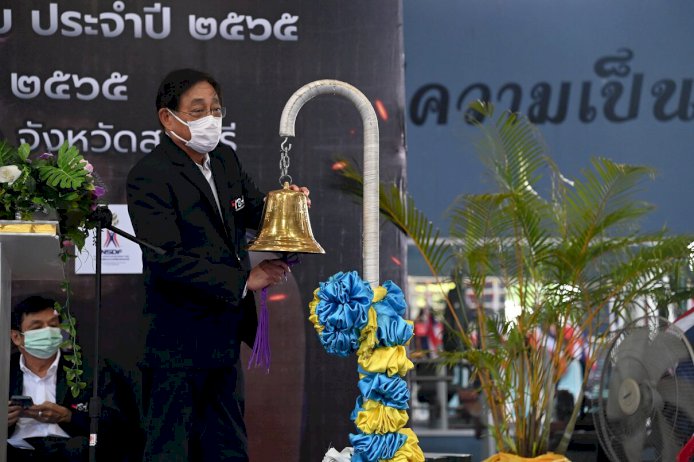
[8,352,141,461]
[126,136,265,368]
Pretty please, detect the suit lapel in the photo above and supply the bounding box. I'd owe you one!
[56,356,69,404]
[210,154,234,230]
[179,163,221,220]
[10,354,24,396]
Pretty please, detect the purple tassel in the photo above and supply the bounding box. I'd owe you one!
[247,254,300,372]
[248,287,271,372]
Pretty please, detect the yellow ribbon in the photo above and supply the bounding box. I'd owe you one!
[358,345,414,377]
[308,289,324,334]
[382,428,425,462]
[372,286,388,304]
[354,399,409,434]
[357,307,379,359]
[357,285,388,359]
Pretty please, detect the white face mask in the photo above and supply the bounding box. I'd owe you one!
[167,109,222,154]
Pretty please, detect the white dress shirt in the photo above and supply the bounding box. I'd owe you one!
[8,351,70,450]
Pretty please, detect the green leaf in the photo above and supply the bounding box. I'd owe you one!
[60,192,79,201]
[17,143,30,161]
[0,140,20,164]
[69,384,79,398]
[36,141,87,189]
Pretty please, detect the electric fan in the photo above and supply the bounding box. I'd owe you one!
[594,318,694,462]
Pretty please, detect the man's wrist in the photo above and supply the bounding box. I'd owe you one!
[59,406,72,423]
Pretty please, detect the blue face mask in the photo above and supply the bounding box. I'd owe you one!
[22,327,63,359]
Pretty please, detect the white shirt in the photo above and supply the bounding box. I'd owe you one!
[8,351,70,449]
[195,153,223,219]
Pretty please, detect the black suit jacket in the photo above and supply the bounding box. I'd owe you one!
[126,136,265,368]
[8,352,140,461]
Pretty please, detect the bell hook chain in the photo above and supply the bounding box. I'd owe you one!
[279,137,292,186]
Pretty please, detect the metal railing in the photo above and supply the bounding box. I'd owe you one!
[409,358,478,431]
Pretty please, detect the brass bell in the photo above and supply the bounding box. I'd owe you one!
[248,182,325,253]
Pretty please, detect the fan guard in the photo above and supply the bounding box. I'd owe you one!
[594,317,694,462]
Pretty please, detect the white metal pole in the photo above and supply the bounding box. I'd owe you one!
[279,80,380,287]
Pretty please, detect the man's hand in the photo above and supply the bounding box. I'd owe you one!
[8,402,21,427]
[23,402,72,424]
[247,259,290,291]
[288,184,311,207]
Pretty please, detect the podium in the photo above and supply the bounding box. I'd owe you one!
[0,221,63,462]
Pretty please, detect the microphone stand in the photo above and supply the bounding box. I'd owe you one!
[87,205,164,462]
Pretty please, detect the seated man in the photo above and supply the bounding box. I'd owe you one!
[7,295,139,461]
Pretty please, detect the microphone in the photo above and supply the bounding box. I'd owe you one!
[89,205,166,255]
[89,205,114,228]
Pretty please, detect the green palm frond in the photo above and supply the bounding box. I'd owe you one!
[453,103,557,298]
[564,158,655,243]
[338,160,451,277]
[608,236,693,304]
[37,142,88,189]
[472,101,547,197]
[450,193,509,288]
[0,139,20,165]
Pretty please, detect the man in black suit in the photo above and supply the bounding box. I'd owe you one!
[7,296,138,461]
[126,68,306,461]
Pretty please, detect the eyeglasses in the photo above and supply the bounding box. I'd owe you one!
[175,107,227,119]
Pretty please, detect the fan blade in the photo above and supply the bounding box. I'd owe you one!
[616,326,651,363]
[618,356,649,384]
[656,376,694,421]
[622,424,646,462]
[657,410,683,462]
[644,331,692,383]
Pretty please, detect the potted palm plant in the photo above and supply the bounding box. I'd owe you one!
[338,102,694,460]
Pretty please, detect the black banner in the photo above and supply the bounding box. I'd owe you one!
[3,1,405,460]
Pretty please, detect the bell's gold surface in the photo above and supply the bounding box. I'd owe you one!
[248,183,325,253]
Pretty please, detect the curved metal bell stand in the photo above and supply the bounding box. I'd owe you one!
[277,79,380,287]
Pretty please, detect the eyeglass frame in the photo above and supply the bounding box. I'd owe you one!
[174,107,227,119]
